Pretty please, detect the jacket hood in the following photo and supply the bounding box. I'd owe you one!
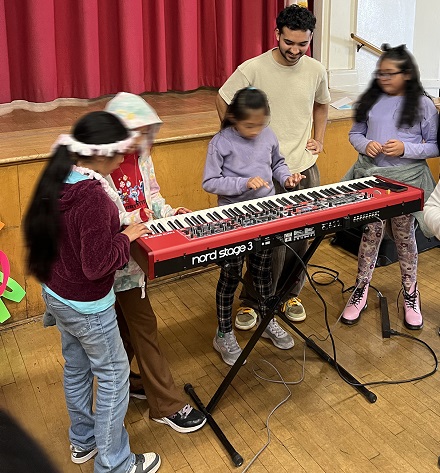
[58,180,101,212]
[105,92,162,143]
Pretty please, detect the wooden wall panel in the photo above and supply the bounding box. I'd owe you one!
[152,137,217,211]
[0,165,20,227]
[318,120,359,184]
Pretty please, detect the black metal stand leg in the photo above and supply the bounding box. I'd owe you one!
[207,311,276,412]
[184,383,244,467]
[185,310,277,466]
[273,236,377,403]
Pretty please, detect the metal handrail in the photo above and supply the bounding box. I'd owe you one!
[350,33,382,55]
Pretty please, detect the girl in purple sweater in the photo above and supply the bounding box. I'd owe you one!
[203,88,304,366]
[24,112,161,473]
[342,45,438,330]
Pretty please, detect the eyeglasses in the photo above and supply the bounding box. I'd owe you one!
[374,70,403,79]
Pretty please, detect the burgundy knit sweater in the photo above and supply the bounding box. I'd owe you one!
[45,180,130,301]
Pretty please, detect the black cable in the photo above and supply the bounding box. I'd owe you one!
[278,240,438,389]
[359,330,438,386]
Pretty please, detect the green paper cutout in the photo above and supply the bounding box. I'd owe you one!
[0,271,26,323]
[0,298,11,323]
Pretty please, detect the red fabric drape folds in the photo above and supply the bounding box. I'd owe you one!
[0,0,284,104]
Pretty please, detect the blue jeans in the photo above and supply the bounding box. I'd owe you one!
[42,291,135,473]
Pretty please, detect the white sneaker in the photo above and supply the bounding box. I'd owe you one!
[281,297,306,322]
[128,453,161,473]
[213,330,245,366]
[235,307,258,330]
[261,318,294,350]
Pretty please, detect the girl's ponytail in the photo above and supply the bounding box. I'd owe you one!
[24,145,73,282]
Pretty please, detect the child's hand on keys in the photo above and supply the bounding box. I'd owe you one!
[175,207,192,214]
[122,223,151,242]
[284,173,306,188]
[247,176,270,190]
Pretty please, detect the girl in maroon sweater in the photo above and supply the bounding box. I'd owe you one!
[24,112,161,473]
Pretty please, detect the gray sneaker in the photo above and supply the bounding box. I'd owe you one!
[213,330,245,366]
[261,318,294,350]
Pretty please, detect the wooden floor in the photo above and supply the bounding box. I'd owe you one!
[1,239,440,472]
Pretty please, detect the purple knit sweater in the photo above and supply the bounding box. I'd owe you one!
[45,180,130,302]
[202,126,292,206]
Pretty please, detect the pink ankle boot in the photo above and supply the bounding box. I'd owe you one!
[402,283,423,330]
[341,283,369,325]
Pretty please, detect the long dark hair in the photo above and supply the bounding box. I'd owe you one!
[221,88,270,130]
[354,44,426,127]
[23,111,129,282]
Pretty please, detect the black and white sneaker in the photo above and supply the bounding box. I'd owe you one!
[129,387,147,400]
[70,444,98,464]
[128,453,161,473]
[152,404,206,433]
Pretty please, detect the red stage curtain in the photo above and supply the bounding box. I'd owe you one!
[0,0,284,104]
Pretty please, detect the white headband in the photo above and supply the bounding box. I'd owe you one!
[51,130,139,156]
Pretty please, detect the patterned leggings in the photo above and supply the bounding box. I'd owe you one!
[216,250,272,333]
[357,214,417,289]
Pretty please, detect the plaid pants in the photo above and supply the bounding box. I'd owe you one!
[216,249,272,333]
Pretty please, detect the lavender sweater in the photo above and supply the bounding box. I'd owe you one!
[45,180,130,301]
[202,126,292,206]
[349,94,439,166]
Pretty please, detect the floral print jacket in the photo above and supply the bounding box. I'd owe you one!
[106,151,180,295]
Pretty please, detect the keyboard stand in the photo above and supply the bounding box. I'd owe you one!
[185,235,377,467]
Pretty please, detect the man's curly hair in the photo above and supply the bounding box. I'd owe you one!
[276,4,316,33]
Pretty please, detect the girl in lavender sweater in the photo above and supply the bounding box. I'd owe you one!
[342,45,439,330]
[203,87,304,366]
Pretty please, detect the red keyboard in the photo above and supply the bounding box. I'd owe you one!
[136,176,424,279]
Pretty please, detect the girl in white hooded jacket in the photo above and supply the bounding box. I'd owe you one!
[105,92,206,434]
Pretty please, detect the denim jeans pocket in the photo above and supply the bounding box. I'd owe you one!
[42,291,92,337]
[42,310,57,327]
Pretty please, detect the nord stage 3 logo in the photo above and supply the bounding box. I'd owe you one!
[191,240,264,266]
